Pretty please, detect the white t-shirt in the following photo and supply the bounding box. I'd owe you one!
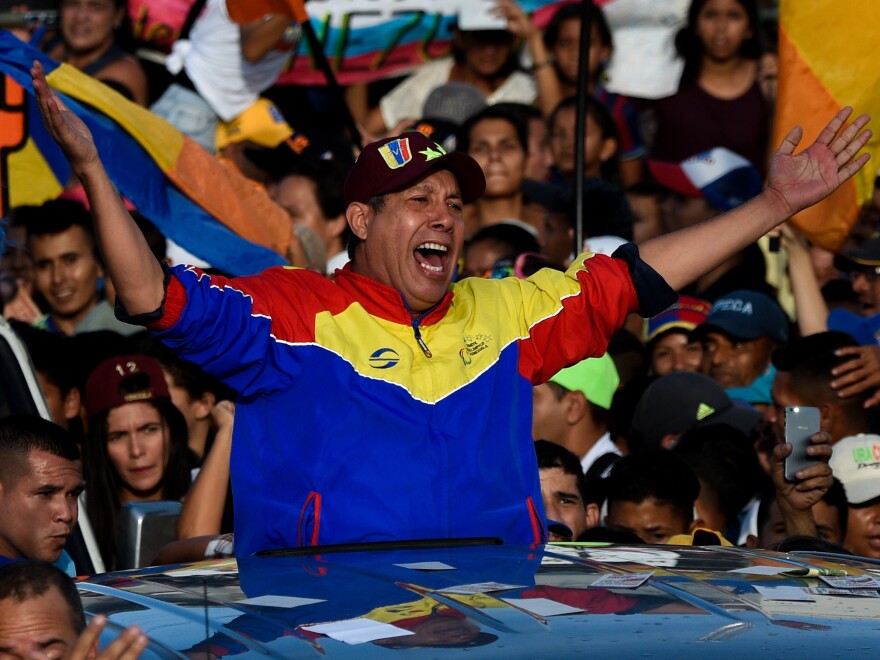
[379,58,537,130]
[174,0,291,120]
[580,432,621,478]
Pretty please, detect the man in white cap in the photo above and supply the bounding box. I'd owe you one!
[829,434,880,559]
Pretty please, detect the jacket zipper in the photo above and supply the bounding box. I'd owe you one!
[401,294,439,358]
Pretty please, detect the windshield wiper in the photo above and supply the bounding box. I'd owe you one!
[255,537,503,557]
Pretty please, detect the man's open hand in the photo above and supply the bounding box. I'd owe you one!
[30,60,100,174]
[767,107,871,218]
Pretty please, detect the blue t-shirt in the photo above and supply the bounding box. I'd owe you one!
[0,550,76,576]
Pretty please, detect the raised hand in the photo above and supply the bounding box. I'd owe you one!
[495,0,537,40]
[767,107,872,218]
[30,60,100,173]
[831,344,880,408]
[770,430,834,539]
[70,616,147,660]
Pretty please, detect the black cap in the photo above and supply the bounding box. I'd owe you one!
[834,235,880,272]
[630,372,762,448]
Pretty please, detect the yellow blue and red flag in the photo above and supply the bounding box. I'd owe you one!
[0,33,289,275]
[774,0,880,251]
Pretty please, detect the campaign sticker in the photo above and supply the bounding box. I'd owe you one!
[819,575,880,590]
[589,572,653,589]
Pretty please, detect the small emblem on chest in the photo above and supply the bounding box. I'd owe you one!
[369,348,400,369]
[462,334,493,358]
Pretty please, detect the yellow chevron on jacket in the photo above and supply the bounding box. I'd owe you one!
[311,253,597,403]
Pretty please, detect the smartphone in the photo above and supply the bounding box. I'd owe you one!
[784,406,821,482]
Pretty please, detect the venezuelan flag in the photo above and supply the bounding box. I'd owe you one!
[774,0,880,251]
[0,33,288,276]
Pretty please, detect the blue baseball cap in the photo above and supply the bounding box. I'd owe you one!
[691,290,789,344]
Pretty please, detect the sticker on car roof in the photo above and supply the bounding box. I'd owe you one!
[589,572,653,589]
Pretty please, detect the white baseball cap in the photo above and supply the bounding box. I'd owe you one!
[829,434,880,504]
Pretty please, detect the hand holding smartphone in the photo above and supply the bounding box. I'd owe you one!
[784,406,821,482]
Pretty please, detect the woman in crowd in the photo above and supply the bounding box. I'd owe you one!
[643,296,711,377]
[43,0,148,105]
[460,105,532,236]
[651,0,771,174]
[83,354,191,570]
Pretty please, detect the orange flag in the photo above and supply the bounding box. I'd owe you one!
[774,0,880,251]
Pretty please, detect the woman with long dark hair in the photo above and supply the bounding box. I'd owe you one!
[459,105,531,236]
[83,354,191,570]
[651,0,771,174]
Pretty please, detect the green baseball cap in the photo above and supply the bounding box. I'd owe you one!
[549,353,619,410]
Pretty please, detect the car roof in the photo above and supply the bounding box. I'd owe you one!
[78,540,880,657]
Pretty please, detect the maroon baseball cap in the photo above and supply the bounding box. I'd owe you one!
[343,131,485,205]
[85,354,171,418]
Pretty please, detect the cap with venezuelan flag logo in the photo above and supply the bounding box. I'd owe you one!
[344,132,485,206]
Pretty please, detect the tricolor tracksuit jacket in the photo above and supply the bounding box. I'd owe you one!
[136,244,674,557]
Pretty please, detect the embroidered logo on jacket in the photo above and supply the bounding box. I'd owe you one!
[462,334,493,357]
[378,138,412,169]
[369,348,401,369]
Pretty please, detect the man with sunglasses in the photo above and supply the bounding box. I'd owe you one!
[834,235,880,320]
[32,59,866,555]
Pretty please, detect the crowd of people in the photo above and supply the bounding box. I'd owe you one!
[1,0,880,654]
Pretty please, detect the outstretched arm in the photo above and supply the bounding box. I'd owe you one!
[639,108,871,291]
[31,61,165,315]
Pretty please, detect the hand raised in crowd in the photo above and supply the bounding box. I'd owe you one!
[1,282,42,325]
[779,223,831,337]
[767,107,871,218]
[771,430,834,539]
[494,0,538,40]
[757,52,779,104]
[70,616,147,660]
[31,60,99,174]
[211,399,235,431]
[831,345,880,408]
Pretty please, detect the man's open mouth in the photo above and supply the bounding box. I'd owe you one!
[414,242,448,274]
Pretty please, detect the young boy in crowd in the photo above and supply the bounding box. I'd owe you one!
[603,449,702,544]
[534,440,599,541]
[751,478,847,549]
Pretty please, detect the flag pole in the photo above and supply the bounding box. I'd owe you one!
[574,0,593,254]
[288,0,362,150]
